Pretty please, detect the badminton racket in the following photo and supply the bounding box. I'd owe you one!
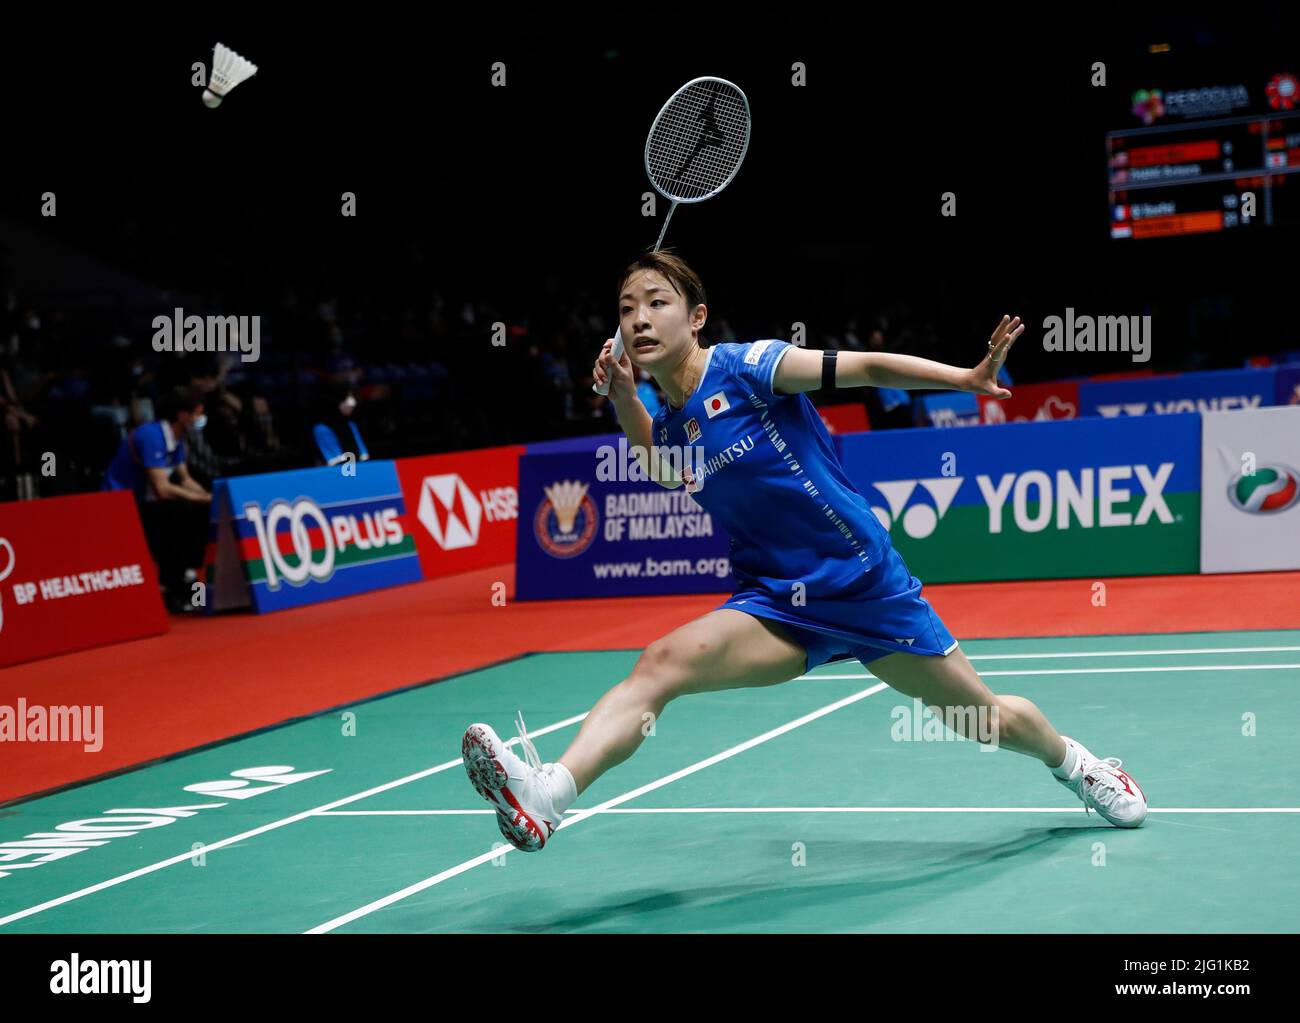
[594,76,752,395]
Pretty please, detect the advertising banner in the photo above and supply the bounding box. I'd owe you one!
[837,416,1201,582]
[516,443,732,599]
[205,462,422,613]
[0,491,168,667]
[977,380,1081,425]
[915,391,981,427]
[1200,406,1300,572]
[395,445,525,578]
[817,402,870,435]
[1079,367,1276,418]
[1275,364,1300,407]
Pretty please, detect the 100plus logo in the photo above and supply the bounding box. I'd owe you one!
[866,462,1177,539]
[244,499,405,589]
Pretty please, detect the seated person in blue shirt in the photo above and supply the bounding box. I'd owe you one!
[313,384,370,466]
[103,386,212,611]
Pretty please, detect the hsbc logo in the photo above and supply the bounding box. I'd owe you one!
[417,474,517,551]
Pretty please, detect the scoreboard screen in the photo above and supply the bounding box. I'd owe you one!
[1107,71,1300,239]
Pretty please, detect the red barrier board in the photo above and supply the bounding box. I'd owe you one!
[394,445,525,578]
[818,402,870,434]
[0,491,168,667]
[977,381,1081,425]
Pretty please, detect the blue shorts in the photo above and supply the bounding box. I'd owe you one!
[716,544,958,674]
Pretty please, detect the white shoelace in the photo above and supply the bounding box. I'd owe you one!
[514,710,544,773]
[1081,755,1126,815]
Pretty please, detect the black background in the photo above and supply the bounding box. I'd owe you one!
[1,13,1297,383]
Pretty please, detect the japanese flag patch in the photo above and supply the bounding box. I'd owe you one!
[703,391,730,418]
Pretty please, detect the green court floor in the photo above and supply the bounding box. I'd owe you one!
[2,629,1298,933]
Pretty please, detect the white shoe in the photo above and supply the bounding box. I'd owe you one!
[1055,736,1148,828]
[462,712,562,852]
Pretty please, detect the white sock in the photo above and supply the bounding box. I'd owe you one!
[1050,737,1081,779]
[546,762,578,815]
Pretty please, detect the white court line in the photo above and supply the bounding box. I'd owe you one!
[4,645,1296,929]
[810,664,1300,679]
[317,807,1300,815]
[304,682,892,933]
[0,713,588,929]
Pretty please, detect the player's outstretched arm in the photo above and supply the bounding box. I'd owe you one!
[774,315,1023,397]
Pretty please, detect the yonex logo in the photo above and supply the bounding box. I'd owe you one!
[868,478,964,539]
[0,766,330,882]
[1096,404,1150,418]
[1097,396,1262,417]
[870,466,1173,539]
[418,474,483,550]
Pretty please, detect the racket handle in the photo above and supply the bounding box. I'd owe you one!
[593,330,626,395]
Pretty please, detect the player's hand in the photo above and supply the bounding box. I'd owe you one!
[593,337,635,401]
[968,314,1022,398]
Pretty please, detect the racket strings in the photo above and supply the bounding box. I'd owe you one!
[647,81,749,201]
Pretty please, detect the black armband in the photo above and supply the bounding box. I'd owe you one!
[822,349,838,394]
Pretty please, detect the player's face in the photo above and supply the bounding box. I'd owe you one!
[618,270,703,369]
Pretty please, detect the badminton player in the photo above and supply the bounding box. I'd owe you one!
[463,251,1148,851]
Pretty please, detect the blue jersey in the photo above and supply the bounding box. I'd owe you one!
[103,420,186,502]
[653,340,889,595]
[652,340,956,668]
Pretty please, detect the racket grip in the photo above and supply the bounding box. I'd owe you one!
[593,329,626,395]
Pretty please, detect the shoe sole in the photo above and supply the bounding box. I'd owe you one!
[461,725,547,852]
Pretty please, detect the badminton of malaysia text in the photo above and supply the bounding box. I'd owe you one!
[594,489,726,578]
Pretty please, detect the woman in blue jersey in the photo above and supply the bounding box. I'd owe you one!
[463,251,1148,851]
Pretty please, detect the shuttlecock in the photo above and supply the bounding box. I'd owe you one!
[202,42,257,108]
